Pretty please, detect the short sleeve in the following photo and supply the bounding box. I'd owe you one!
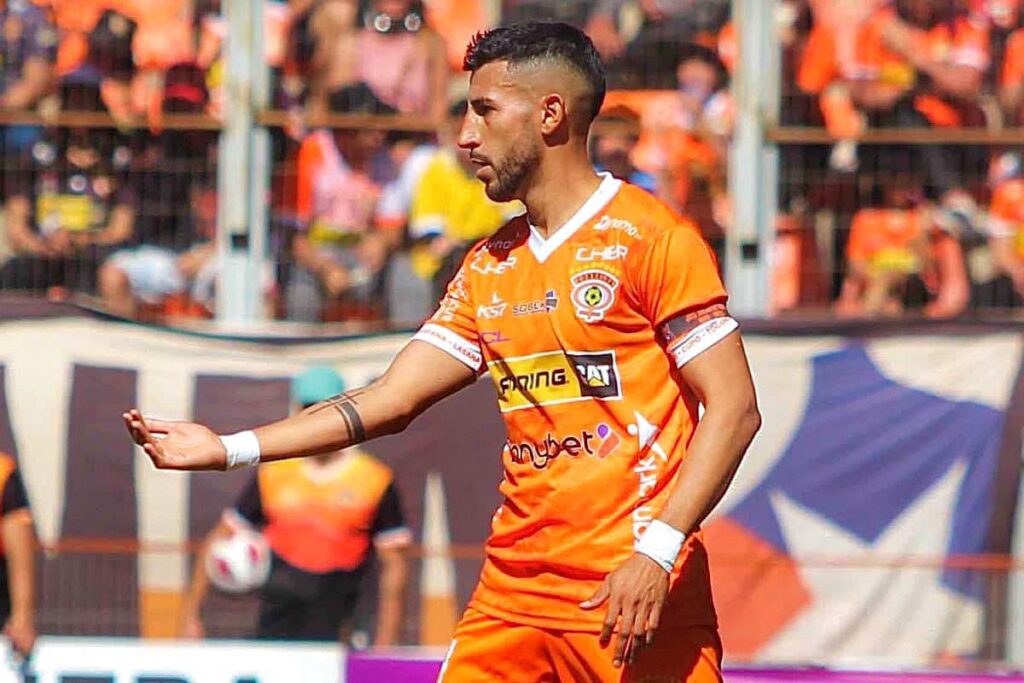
[25,9,58,64]
[371,482,412,548]
[950,20,989,71]
[631,222,727,329]
[408,162,448,239]
[1,470,29,516]
[412,253,484,372]
[846,211,871,262]
[231,474,265,527]
[295,134,323,225]
[989,185,1017,237]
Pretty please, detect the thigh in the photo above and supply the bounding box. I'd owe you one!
[438,607,557,683]
[561,626,723,683]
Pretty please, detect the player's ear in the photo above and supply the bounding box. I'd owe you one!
[539,93,568,136]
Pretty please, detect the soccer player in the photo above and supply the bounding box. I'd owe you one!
[124,22,760,682]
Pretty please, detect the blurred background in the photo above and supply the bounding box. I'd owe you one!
[4,0,1024,681]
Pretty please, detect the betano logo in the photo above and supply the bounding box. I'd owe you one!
[488,350,621,412]
[507,422,621,470]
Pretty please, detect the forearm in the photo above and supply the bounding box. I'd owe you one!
[920,64,982,99]
[655,402,760,535]
[3,516,35,624]
[1,62,51,109]
[253,376,417,462]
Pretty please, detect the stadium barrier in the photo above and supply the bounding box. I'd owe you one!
[1,301,1023,668]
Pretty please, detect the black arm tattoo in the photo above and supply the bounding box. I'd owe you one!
[310,389,367,444]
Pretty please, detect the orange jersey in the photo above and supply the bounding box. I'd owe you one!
[414,176,727,632]
[846,207,929,273]
[989,179,1024,257]
[1003,29,1024,88]
[255,450,407,573]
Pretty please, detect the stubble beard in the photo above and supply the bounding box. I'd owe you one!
[486,141,540,203]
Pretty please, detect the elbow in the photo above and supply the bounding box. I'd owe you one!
[734,395,762,445]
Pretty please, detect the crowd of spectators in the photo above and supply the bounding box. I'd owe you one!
[779,0,1024,317]
[4,0,1024,324]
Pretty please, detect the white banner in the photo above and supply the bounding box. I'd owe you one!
[11,637,343,683]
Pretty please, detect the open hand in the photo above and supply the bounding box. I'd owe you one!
[123,409,227,471]
[580,553,669,668]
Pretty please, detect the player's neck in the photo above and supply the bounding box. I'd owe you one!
[524,157,602,239]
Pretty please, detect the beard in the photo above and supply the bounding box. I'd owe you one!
[485,140,539,203]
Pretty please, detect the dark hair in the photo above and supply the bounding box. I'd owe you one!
[463,22,606,124]
[327,82,397,116]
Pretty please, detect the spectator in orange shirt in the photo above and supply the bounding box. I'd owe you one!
[800,0,989,187]
[984,151,1024,304]
[837,154,969,318]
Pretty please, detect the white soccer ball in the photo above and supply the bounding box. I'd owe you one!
[205,529,271,594]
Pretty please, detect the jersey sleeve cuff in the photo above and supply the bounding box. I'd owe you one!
[413,324,484,372]
[374,526,413,549]
[667,316,739,368]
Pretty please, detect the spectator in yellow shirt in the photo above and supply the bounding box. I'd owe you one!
[388,101,522,321]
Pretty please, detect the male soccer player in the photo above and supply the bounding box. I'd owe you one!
[124,22,760,682]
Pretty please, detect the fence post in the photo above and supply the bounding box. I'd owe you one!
[727,0,780,317]
[215,0,268,323]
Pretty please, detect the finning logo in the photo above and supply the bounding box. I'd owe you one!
[570,269,619,323]
[476,293,507,319]
[489,350,621,412]
[506,422,621,470]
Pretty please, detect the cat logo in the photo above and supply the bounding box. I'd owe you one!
[488,350,621,412]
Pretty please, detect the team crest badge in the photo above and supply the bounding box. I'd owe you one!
[570,269,619,323]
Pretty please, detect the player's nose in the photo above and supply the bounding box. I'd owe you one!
[457,119,480,151]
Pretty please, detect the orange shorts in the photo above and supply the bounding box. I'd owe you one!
[437,607,723,683]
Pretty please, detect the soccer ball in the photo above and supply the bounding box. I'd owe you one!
[205,529,271,594]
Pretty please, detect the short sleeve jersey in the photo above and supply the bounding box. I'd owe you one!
[413,175,727,631]
[234,450,411,574]
[846,207,929,274]
[989,179,1024,257]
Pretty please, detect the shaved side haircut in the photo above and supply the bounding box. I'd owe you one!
[463,22,607,125]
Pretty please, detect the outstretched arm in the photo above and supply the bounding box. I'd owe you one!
[124,340,477,471]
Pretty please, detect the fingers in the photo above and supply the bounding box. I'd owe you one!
[645,600,663,646]
[599,593,620,648]
[613,602,635,667]
[579,581,610,610]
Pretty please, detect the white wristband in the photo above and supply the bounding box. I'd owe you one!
[635,520,686,574]
[219,430,261,470]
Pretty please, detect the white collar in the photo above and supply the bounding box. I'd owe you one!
[527,173,622,263]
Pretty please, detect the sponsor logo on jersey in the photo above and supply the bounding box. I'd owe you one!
[488,350,621,412]
[506,422,620,470]
[470,255,517,275]
[481,330,512,344]
[512,289,559,316]
[594,215,642,239]
[570,269,619,323]
[575,245,629,262]
[476,293,507,319]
